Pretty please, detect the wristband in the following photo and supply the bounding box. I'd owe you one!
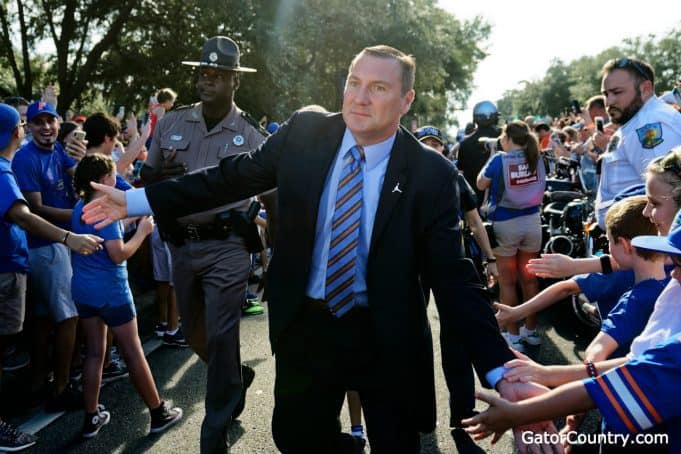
[584,360,598,378]
[486,257,497,263]
[62,231,70,245]
[600,254,613,274]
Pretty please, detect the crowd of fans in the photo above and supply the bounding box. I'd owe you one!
[0,86,272,450]
[1,52,681,453]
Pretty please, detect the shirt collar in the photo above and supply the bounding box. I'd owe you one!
[621,95,659,132]
[187,102,242,132]
[339,128,395,171]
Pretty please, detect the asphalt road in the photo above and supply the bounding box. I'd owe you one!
[19,285,599,453]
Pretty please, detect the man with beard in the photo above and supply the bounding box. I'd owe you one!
[139,36,264,453]
[11,102,84,410]
[595,58,681,228]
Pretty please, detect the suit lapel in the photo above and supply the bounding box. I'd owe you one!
[369,127,410,256]
[297,114,346,227]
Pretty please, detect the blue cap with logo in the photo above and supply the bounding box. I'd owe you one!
[632,209,681,256]
[0,103,21,150]
[415,125,444,145]
[26,101,59,123]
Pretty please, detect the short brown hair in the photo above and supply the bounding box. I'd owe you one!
[586,95,605,111]
[602,58,655,87]
[349,45,415,94]
[605,195,660,261]
[156,88,177,104]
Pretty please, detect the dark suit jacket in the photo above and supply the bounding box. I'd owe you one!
[147,111,514,431]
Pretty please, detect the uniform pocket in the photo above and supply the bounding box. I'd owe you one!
[159,137,190,156]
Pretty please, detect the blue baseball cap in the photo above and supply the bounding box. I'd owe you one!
[26,101,59,123]
[631,209,681,256]
[0,103,21,150]
[415,125,444,144]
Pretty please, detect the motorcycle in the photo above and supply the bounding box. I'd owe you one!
[541,152,593,258]
[541,150,609,328]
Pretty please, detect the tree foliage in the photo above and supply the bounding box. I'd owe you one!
[496,25,681,121]
[0,0,490,129]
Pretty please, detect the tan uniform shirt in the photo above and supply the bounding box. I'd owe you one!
[146,102,266,225]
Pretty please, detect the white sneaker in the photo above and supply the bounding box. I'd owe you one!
[520,326,542,346]
[502,332,525,353]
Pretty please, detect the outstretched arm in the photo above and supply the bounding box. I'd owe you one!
[526,254,618,278]
[8,201,103,255]
[496,379,563,454]
[464,381,593,444]
[495,279,580,329]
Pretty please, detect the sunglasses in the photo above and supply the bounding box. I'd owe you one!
[611,58,651,81]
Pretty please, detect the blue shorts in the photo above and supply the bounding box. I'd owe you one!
[76,301,136,327]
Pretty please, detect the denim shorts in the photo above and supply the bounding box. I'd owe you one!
[28,243,77,323]
[0,272,27,335]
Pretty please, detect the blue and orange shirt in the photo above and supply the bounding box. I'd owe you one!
[583,334,681,451]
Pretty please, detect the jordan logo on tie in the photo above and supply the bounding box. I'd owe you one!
[325,145,365,317]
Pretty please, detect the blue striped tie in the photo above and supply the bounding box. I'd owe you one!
[325,145,365,317]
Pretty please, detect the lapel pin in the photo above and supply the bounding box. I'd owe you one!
[392,182,402,194]
[233,135,244,146]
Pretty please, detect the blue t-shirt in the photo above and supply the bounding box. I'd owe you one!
[11,141,76,248]
[572,270,635,318]
[583,334,681,452]
[115,174,132,191]
[601,277,670,357]
[70,200,131,307]
[481,153,541,221]
[0,157,29,273]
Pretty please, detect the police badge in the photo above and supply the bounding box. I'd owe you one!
[636,122,664,149]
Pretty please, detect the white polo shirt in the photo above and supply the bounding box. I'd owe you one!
[596,95,681,227]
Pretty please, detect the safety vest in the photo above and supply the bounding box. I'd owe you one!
[498,150,546,210]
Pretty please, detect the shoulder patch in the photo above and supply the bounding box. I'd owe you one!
[240,111,269,137]
[636,122,664,149]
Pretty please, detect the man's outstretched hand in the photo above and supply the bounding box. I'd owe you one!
[81,182,128,229]
[463,379,564,454]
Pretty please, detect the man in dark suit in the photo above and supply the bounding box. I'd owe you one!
[83,45,557,454]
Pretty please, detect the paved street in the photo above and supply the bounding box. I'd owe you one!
[18,285,599,453]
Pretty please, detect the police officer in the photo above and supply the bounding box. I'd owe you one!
[140,36,265,454]
[456,101,501,208]
[595,57,681,228]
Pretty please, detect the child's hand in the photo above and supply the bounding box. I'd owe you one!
[526,253,574,278]
[493,302,518,330]
[503,350,550,385]
[138,216,154,236]
[462,391,516,444]
[560,413,586,453]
